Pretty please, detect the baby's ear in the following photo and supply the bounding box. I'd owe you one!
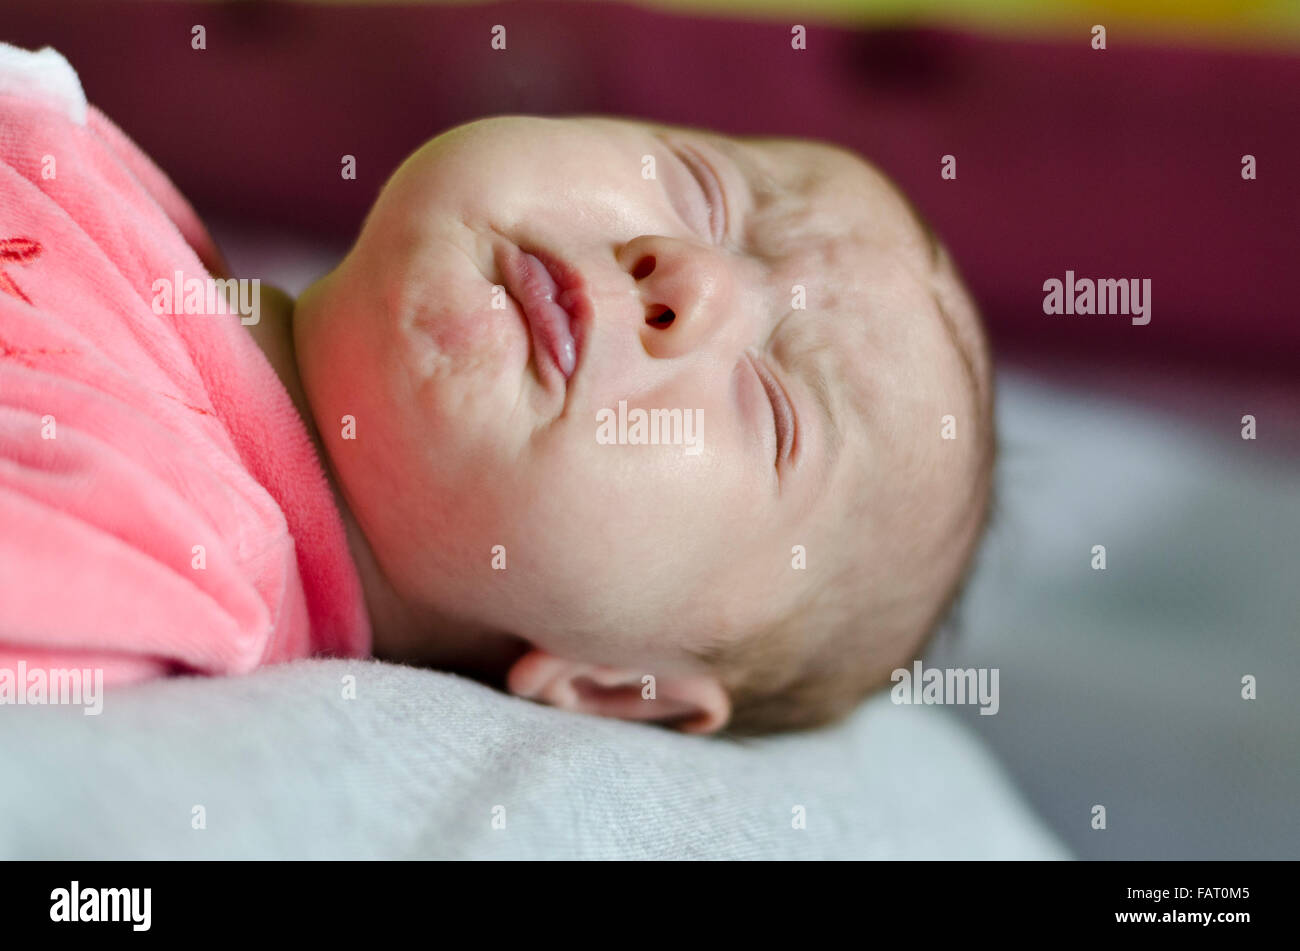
[505,649,730,734]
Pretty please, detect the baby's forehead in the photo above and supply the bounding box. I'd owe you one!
[720,136,960,362]
[728,138,977,404]
[720,134,988,519]
[724,134,930,263]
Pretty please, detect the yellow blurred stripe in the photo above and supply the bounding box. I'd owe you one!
[246,0,1300,48]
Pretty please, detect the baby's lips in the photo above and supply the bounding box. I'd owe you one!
[501,246,577,381]
[532,249,594,379]
[554,330,576,377]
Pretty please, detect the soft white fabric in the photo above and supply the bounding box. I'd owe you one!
[0,658,1065,859]
[0,43,86,125]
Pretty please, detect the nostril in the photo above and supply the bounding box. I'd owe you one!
[645,306,676,328]
[631,255,656,280]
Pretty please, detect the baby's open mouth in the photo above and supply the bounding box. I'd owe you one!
[497,243,589,382]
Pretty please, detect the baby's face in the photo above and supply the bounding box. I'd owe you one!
[296,116,985,687]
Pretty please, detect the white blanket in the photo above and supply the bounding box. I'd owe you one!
[0,657,1065,859]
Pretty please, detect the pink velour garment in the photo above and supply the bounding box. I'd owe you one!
[0,53,371,684]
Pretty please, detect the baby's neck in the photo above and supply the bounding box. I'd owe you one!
[247,285,523,683]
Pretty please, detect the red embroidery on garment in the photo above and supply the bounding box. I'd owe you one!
[0,335,72,368]
[0,238,43,305]
[160,391,216,417]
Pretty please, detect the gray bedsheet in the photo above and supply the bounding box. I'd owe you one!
[0,658,1065,859]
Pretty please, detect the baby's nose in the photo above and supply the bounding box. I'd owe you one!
[615,234,737,358]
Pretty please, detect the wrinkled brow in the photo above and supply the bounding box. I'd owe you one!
[772,320,844,476]
[804,357,843,467]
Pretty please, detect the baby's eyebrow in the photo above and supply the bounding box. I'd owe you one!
[931,290,981,423]
[916,208,942,270]
[890,179,941,271]
[897,195,984,420]
[803,358,843,469]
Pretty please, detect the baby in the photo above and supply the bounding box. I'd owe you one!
[0,46,992,733]
[288,116,996,733]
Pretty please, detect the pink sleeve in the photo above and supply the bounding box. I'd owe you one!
[85,106,231,278]
[1,89,369,683]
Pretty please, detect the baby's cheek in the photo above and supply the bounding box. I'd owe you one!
[403,288,524,376]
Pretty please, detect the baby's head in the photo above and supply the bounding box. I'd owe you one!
[294,116,994,734]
